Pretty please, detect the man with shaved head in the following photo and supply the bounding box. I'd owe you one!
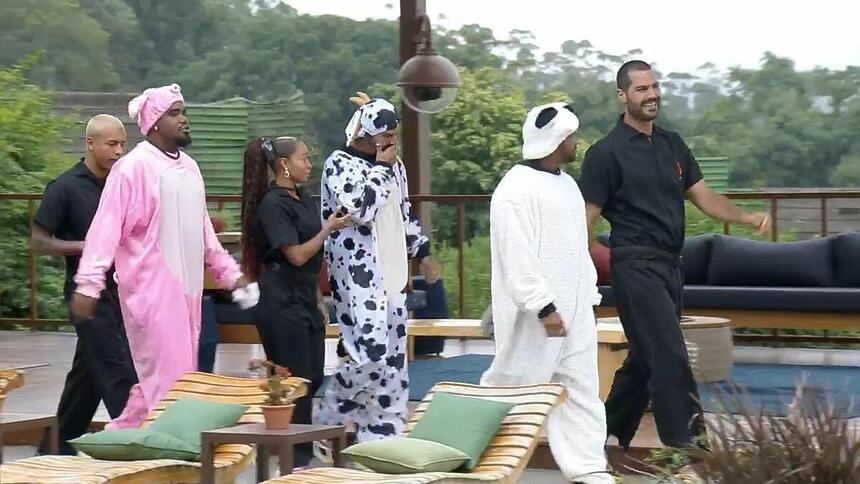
[31,114,138,454]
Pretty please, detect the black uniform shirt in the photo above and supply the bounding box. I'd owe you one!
[34,159,116,299]
[580,116,703,254]
[257,184,323,279]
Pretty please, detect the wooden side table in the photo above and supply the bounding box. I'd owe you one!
[0,413,58,464]
[596,315,734,389]
[679,315,734,382]
[200,423,346,484]
[596,320,629,402]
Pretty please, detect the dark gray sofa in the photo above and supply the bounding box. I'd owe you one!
[597,232,860,326]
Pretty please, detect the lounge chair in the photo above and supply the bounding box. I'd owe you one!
[263,381,566,484]
[0,371,269,484]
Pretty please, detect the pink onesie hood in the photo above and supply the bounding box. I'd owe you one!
[128,84,185,136]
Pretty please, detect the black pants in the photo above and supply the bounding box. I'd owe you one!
[198,295,218,373]
[604,247,705,449]
[40,289,137,455]
[256,269,325,467]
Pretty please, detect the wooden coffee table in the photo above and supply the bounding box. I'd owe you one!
[0,413,58,464]
[200,423,346,484]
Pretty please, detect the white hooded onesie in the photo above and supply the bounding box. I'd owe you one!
[481,102,613,483]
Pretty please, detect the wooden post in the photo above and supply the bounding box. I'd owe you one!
[28,200,38,328]
[399,0,432,230]
[457,203,466,318]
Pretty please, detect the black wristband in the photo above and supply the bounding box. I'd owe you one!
[538,303,557,319]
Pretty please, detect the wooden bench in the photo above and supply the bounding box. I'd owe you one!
[598,305,855,331]
[597,305,860,345]
[218,319,488,361]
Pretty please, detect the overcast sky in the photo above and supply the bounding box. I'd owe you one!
[284,0,859,75]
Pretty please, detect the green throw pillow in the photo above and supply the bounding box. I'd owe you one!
[69,429,199,461]
[148,398,248,450]
[343,437,470,474]
[408,392,514,469]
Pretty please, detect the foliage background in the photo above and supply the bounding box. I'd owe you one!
[1,0,858,321]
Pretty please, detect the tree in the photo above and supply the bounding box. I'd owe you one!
[78,0,153,88]
[434,24,505,71]
[430,67,526,194]
[0,59,73,322]
[123,0,249,84]
[177,5,400,161]
[0,0,119,90]
[427,67,527,242]
[831,154,860,187]
[691,53,860,188]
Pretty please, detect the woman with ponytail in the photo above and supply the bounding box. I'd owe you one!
[240,136,348,468]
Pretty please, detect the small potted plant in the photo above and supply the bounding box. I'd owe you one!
[250,359,309,430]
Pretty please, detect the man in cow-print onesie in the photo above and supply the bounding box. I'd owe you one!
[316,96,433,442]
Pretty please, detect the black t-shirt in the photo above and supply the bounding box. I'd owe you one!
[257,184,323,279]
[580,117,703,254]
[34,160,117,299]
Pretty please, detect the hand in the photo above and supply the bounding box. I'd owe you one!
[420,256,442,284]
[69,293,98,320]
[745,212,772,237]
[233,275,251,290]
[541,312,566,337]
[375,143,397,165]
[325,209,350,232]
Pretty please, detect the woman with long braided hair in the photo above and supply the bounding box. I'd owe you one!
[240,136,348,467]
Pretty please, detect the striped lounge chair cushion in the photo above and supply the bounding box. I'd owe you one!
[0,372,267,484]
[263,381,566,484]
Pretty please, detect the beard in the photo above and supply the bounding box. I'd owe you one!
[176,133,192,148]
[629,98,660,121]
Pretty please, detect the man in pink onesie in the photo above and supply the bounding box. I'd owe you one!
[70,84,251,428]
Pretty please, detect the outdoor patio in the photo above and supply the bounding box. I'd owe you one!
[4,329,860,483]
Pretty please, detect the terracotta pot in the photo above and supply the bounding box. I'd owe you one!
[262,404,295,430]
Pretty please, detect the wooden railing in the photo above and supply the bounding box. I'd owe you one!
[2,190,860,331]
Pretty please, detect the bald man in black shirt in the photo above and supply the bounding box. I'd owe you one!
[32,115,137,454]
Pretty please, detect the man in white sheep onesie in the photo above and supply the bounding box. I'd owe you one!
[481,102,612,483]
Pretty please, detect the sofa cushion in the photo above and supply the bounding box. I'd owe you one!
[707,235,833,287]
[832,232,860,287]
[590,243,611,285]
[681,234,713,285]
[599,285,860,312]
[597,232,611,247]
[683,286,860,312]
[597,286,615,306]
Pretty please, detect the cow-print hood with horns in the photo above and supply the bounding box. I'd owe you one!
[344,98,400,144]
